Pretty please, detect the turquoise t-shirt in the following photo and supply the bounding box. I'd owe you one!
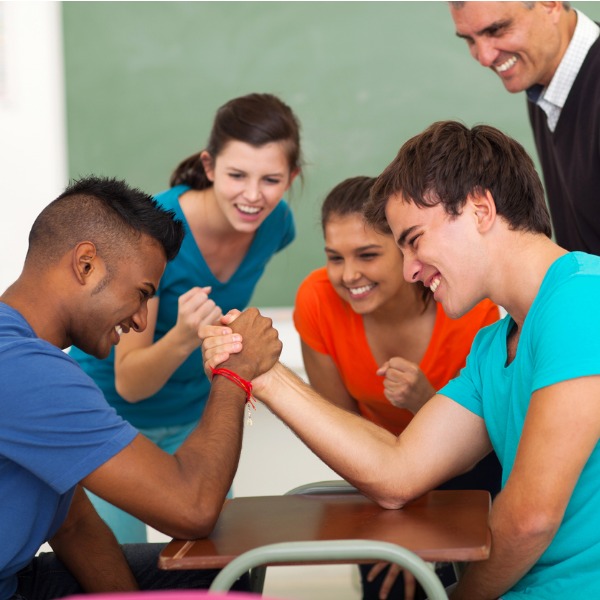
[69,185,295,429]
[441,252,600,599]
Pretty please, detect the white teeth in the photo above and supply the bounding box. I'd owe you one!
[495,55,517,73]
[429,277,441,293]
[237,204,261,215]
[115,325,123,336]
[348,284,375,296]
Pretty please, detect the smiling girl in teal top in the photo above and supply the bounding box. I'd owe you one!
[70,93,303,542]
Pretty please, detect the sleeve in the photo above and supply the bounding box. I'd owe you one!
[3,346,138,494]
[293,272,329,355]
[529,274,600,391]
[438,328,491,418]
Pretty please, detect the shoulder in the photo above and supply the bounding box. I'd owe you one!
[263,199,294,227]
[296,267,339,307]
[154,185,189,210]
[530,253,600,326]
[294,267,349,331]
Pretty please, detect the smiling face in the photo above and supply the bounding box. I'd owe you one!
[450,1,567,92]
[324,212,409,315]
[385,194,484,319]
[202,140,296,233]
[71,235,166,359]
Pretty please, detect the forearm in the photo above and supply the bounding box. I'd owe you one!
[159,376,247,537]
[255,363,410,507]
[50,487,138,593]
[451,491,557,600]
[115,327,198,402]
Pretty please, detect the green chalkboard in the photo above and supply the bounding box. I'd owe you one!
[62,1,600,306]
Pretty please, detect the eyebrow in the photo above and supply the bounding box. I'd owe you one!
[455,18,511,40]
[397,226,419,248]
[227,166,286,178]
[324,243,383,253]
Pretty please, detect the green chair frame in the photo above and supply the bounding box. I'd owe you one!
[208,539,448,599]
[210,480,448,597]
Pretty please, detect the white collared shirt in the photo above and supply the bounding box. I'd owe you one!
[535,9,599,132]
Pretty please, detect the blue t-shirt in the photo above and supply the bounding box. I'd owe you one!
[70,185,295,429]
[0,303,137,600]
[441,252,600,599]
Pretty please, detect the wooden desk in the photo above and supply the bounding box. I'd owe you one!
[159,489,491,570]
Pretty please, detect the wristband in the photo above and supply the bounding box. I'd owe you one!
[210,366,256,426]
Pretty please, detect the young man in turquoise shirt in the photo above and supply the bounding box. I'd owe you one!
[205,121,600,599]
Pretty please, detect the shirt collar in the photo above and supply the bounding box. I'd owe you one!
[527,10,600,108]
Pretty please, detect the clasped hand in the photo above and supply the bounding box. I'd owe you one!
[201,308,281,383]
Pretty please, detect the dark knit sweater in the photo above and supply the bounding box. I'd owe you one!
[527,33,600,254]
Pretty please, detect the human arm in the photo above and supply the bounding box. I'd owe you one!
[49,485,138,592]
[377,356,436,414]
[256,365,491,506]
[451,375,600,600]
[203,320,492,508]
[300,340,361,414]
[83,308,280,539]
[115,286,222,402]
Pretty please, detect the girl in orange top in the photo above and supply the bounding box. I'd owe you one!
[293,176,501,600]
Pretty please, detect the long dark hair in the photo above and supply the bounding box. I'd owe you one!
[322,176,432,308]
[170,93,303,189]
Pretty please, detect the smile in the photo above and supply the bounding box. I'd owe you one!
[429,276,441,293]
[348,283,376,297]
[495,55,517,73]
[236,204,262,215]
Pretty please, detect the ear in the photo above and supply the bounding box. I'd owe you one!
[539,2,562,23]
[200,151,215,182]
[468,189,497,234]
[286,168,301,189]
[73,241,100,285]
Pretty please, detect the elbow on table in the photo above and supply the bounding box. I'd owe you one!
[160,504,222,540]
[363,482,414,511]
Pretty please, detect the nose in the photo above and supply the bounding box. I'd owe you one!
[130,302,148,333]
[342,260,361,285]
[244,181,261,203]
[472,38,499,68]
[402,251,421,284]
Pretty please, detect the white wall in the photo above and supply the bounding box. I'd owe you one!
[0,1,67,292]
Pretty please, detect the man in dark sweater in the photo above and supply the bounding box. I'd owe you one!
[450,1,600,255]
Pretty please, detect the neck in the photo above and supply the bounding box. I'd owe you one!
[1,275,69,348]
[487,233,567,330]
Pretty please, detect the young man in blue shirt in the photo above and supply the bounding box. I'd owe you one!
[1,176,279,599]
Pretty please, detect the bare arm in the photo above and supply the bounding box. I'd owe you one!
[115,287,222,402]
[49,486,138,593]
[451,376,600,600]
[84,308,280,539]
[253,363,491,508]
[301,340,360,414]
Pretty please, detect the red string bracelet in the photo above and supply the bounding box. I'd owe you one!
[210,366,256,426]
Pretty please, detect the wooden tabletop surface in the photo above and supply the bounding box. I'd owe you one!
[159,489,491,570]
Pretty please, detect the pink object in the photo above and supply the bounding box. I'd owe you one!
[63,592,280,600]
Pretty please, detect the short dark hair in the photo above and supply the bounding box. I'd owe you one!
[170,93,303,190]
[366,120,551,237]
[28,176,185,267]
